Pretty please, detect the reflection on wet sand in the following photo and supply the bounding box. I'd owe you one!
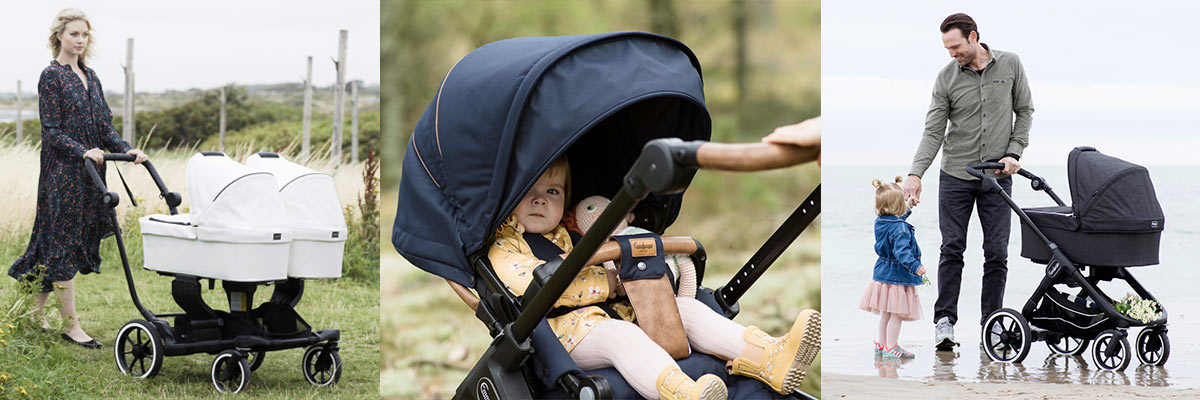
[908,347,1173,386]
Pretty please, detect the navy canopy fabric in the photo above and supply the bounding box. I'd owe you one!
[393,32,711,286]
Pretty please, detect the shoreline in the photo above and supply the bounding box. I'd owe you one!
[823,373,1199,399]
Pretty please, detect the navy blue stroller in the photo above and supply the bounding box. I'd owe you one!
[392,32,821,399]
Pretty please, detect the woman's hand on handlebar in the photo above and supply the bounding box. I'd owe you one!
[127,149,148,164]
[763,116,821,166]
[84,148,104,165]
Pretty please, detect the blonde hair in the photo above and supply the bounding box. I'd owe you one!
[873,176,908,217]
[545,156,572,202]
[48,8,94,62]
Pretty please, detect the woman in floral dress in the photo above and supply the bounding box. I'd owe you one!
[7,8,148,349]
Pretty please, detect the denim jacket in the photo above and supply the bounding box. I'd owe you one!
[873,211,923,286]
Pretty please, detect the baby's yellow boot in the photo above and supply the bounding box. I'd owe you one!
[656,365,727,400]
[728,309,821,394]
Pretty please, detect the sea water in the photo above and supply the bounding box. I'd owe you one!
[823,165,1199,387]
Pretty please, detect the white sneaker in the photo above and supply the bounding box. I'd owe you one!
[935,317,956,350]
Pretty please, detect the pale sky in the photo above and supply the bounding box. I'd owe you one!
[823,0,1200,166]
[0,1,380,94]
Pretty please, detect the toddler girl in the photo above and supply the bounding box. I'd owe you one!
[489,157,821,400]
[859,177,926,359]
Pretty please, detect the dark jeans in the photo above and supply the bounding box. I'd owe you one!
[933,171,1013,326]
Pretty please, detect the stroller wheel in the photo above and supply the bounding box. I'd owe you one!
[1047,336,1089,356]
[302,344,342,386]
[248,350,266,371]
[1092,330,1132,371]
[211,350,252,393]
[982,308,1032,363]
[1135,328,1170,366]
[114,320,165,379]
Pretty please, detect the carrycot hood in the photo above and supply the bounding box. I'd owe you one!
[245,153,348,238]
[393,32,710,286]
[1067,146,1164,232]
[186,152,290,237]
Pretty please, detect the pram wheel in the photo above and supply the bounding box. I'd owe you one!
[302,344,342,386]
[114,320,164,379]
[1135,328,1170,366]
[211,349,252,393]
[248,350,266,371]
[1092,330,1132,371]
[1047,336,1088,356]
[982,308,1032,363]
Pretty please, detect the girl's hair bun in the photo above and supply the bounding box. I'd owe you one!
[894,176,904,184]
[871,178,882,188]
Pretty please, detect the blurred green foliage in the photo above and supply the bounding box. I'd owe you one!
[381,0,820,189]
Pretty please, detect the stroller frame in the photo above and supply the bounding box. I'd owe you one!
[967,161,1169,371]
[450,139,821,400]
[85,153,342,393]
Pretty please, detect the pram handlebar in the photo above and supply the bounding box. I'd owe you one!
[967,162,1066,207]
[82,153,182,215]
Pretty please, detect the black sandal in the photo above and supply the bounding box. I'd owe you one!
[61,333,102,349]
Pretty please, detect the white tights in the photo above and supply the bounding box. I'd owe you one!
[569,297,746,399]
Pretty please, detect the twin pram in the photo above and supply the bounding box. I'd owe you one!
[87,151,346,393]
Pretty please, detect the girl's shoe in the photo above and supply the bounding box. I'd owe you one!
[882,345,915,359]
[874,341,885,356]
[729,309,821,394]
[656,366,727,400]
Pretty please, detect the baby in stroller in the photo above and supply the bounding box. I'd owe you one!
[488,156,820,400]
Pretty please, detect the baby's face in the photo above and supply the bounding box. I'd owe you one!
[513,169,566,234]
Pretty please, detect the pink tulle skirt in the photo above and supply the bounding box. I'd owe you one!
[859,281,923,321]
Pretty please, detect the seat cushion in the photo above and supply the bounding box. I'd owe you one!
[139,214,197,240]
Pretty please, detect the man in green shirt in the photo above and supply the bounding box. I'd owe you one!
[902,13,1033,350]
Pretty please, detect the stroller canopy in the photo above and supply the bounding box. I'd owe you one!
[245,153,348,239]
[186,152,289,237]
[1067,147,1164,232]
[394,32,711,286]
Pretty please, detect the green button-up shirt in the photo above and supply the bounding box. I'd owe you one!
[910,44,1033,181]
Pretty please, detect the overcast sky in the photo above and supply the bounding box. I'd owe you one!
[0,1,379,94]
[824,0,1200,166]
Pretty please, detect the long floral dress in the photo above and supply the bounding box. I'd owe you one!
[8,60,130,292]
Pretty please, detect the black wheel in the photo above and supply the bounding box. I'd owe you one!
[1047,336,1089,356]
[1135,328,1170,366]
[1092,329,1132,371]
[302,345,342,386]
[247,350,266,371]
[114,320,164,379]
[982,308,1032,363]
[211,350,252,393]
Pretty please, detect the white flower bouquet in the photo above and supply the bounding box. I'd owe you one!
[1113,293,1163,324]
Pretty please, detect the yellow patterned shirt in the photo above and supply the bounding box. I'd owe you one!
[488,216,632,352]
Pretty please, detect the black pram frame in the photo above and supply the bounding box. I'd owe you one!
[85,153,342,393]
[966,152,1169,372]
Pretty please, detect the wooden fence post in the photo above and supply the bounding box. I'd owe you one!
[331,29,347,164]
[219,86,226,152]
[124,38,135,145]
[351,80,359,164]
[302,56,313,160]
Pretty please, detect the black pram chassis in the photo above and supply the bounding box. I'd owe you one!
[85,154,342,393]
[967,161,1169,372]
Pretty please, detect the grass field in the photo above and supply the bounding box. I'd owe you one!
[380,163,822,399]
[0,143,379,399]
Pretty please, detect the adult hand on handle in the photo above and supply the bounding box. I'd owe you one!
[903,174,922,207]
[127,149,148,164]
[763,116,821,166]
[998,156,1020,175]
[84,148,104,165]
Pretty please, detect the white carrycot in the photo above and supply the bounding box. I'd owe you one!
[245,153,346,279]
[139,152,292,282]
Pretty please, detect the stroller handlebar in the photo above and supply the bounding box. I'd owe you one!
[83,153,182,214]
[967,161,1040,181]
